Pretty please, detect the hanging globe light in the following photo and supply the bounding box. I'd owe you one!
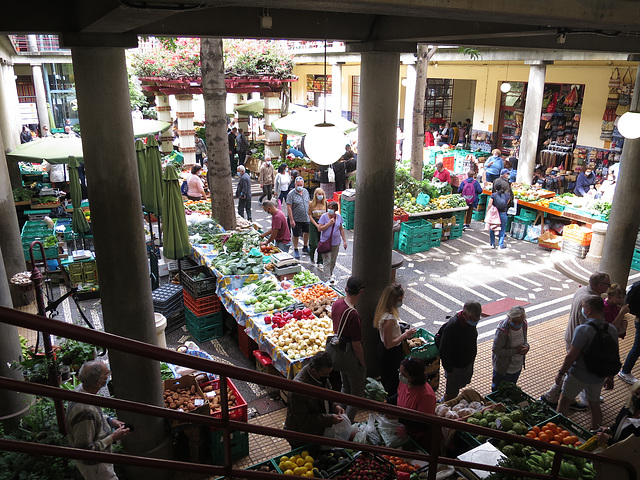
[500,82,512,93]
[617,111,640,139]
[304,123,347,165]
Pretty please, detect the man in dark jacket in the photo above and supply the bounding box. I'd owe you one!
[438,301,482,401]
[228,127,238,174]
[284,351,344,447]
[235,165,252,221]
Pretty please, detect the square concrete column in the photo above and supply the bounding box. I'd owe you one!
[517,61,551,184]
[351,50,400,374]
[263,91,282,158]
[30,64,49,132]
[70,45,172,475]
[176,94,196,165]
[402,61,417,161]
[332,62,343,117]
[155,93,174,154]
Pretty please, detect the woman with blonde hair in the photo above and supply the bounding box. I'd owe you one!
[374,283,417,398]
[308,188,327,265]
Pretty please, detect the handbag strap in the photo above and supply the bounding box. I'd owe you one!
[336,306,355,339]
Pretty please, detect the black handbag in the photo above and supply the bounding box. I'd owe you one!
[325,307,354,370]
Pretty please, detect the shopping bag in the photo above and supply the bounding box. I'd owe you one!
[327,166,336,183]
[506,198,518,216]
[324,414,352,441]
[377,415,408,448]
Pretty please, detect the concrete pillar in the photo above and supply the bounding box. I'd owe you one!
[71,46,172,477]
[402,61,417,161]
[352,51,400,376]
[26,35,38,53]
[517,61,551,184]
[175,94,195,165]
[600,62,640,288]
[234,95,249,132]
[31,64,49,132]
[155,93,173,154]
[0,244,32,431]
[263,91,281,158]
[332,62,343,117]
[586,222,608,261]
[0,132,26,290]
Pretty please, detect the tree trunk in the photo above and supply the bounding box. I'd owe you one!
[201,38,236,231]
[410,45,437,181]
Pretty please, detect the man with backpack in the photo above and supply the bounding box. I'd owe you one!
[458,170,482,229]
[556,296,620,430]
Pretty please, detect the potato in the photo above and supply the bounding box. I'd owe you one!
[203,385,213,392]
[190,385,195,394]
[169,402,176,409]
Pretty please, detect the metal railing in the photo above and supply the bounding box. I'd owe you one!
[8,35,68,54]
[0,305,634,480]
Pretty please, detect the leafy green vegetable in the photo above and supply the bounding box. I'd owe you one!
[13,187,35,202]
[33,195,59,205]
[292,270,320,287]
[43,235,58,248]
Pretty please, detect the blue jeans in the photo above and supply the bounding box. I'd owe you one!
[489,212,507,247]
[622,319,640,374]
[276,240,291,253]
[492,370,522,392]
[486,173,499,183]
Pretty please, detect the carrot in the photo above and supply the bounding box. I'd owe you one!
[292,284,338,304]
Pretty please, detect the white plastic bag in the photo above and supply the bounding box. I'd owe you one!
[327,166,336,183]
[323,413,352,441]
[363,413,381,445]
[377,415,408,448]
[507,198,518,216]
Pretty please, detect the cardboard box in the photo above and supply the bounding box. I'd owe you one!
[163,375,210,428]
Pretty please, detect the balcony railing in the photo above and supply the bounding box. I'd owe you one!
[0,304,634,480]
[9,35,69,54]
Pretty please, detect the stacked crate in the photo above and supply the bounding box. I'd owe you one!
[340,196,355,230]
[472,193,489,221]
[182,266,223,342]
[398,219,431,254]
[561,224,592,259]
[21,220,58,261]
[152,283,184,318]
[67,261,98,286]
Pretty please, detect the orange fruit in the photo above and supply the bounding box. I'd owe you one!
[546,422,557,431]
[554,435,563,443]
[526,432,536,438]
[561,430,571,437]
[532,426,541,434]
[575,441,582,447]
[539,433,549,442]
[550,440,560,445]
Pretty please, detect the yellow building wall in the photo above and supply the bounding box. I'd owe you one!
[293,60,635,150]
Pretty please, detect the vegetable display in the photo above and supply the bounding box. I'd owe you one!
[488,382,556,426]
[292,270,321,287]
[13,188,35,202]
[292,284,338,305]
[429,194,467,209]
[264,308,314,328]
[265,316,333,360]
[184,199,211,215]
[43,235,58,248]
[332,453,394,480]
[277,451,319,477]
[244,291,298,313]
[163,384,205,412]
[32,196,59,205]
[202,383,238,412]
[187,220,225,244]
[211,252,264,275]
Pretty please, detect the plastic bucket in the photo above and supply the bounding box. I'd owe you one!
[154,312,168,349]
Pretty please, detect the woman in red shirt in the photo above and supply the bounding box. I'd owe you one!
[424,126,435,147]
[395,357,436,445]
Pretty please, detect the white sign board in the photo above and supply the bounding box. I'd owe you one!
[19,103,39,124]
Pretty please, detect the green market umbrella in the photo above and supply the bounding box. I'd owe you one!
[234,100,264,116]
[162,163,191,281]
[132,119,172,139]
[143,135,164,249]
[135,139,147,201]
[68,155,90,249]
[271,111,358,137]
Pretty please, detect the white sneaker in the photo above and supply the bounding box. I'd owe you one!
[329,276,336,284]
[618,371,638,385]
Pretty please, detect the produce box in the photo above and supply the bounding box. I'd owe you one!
[200,377,248,426]
[274,445,352,477]
[548,202,566,212]
[450,224,464,239]
[472,209,485,221]
[538,231,561,250]
[330,451,395,480]
[393,231,399,250]
[562,224,593,246]
[238,324,258,359]
[208,429,249,465]
[534,415,591,445]
[183,265,217,299]
[163,375,210,428]
[398,240,430,255]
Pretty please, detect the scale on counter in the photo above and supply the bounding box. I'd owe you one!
[271,252,302,276]
[271,252,299,269]
[39,188,58,196]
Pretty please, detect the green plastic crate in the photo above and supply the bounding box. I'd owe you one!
[400,219,431,238]
[393,231,399,250]
[453,211,466,225]
[517,207,537,222]
[450,225,463,237]
[399,231,430,245]
[548,202,565,212]
[430,228,443,240]
[208,429,249,465]
[23,245,58,261]
[430,238,441,248]
[472,209,485,221]
[478,193,489,205]
[398,240,430,255]
[185,310,224,342]
[513,215,534,226]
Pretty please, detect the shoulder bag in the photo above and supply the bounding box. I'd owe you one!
[317,221,335,254]
[325,306,355,370]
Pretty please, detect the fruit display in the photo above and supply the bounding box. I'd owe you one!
[393,207,408,217]
[465,408,528,435]
[264,308,315,328]
[184,199,211,215]
[382,455,418,476]
[488,382,556,426]
[292,270,321,287]
[163,384,206,412]
[429,194,467,210]
[265,316,334,360]
[331,453,394,480]
[312,450,351,477]
[434,398,485,420]
[292,284,338,304]
[524,422,582,447]
[260,244,280,255]
[277,450,321,477]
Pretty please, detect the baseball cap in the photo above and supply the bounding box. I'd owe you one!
[500,168,510,176]
[346,276,364,295]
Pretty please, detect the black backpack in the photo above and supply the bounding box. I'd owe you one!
[434,318,450,350]
[582,321,621,377]
[626,281,640,316]
[492,192,509,210]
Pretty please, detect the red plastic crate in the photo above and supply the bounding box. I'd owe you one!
[183,289,221,316]
[200,378,248,428]
[237,324,257,359]
[393,214,409,222]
